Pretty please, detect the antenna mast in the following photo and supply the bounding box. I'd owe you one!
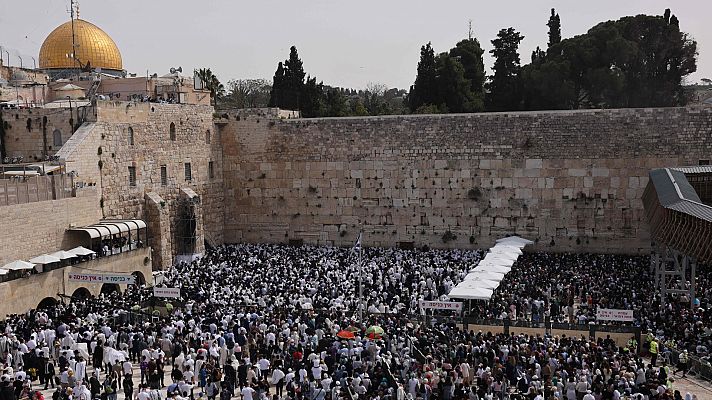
[69,0,79,78]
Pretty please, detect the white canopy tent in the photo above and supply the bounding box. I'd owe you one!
[482,252,519,263]
[448,286,494,300]
[0,269,9,275]
[491,244,524,253]
[458,278,500,289]
[449,235,533,303]
[464,270,505,281]
[28,254,61,264]
[469,264,512,274]
[68,246,96,256]
[495,236,534,247]
[3,260,36,271]
[50,250,78,260]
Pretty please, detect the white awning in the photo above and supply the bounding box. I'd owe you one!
[68,246,96,256]
[29,254,61,264]
[3,260,36,270]
[69,219,147,239]
[50,250,78,260]
[458,278,500,289]
[469,264,512,274]
[448,286,493,300]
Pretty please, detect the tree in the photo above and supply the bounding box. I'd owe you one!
[408,42,438,111]
[268,46,307,110]
[194,68,225,106]
[268,62,285,107]
[449,39,486,111]
[547,8,561,48]
[485,28,525,111]
[520,9,697,110]
[434,53,477,113]
[325,88,349,117]
[283,46,306,110]
[300,76,325,118]
[224,79,271,109]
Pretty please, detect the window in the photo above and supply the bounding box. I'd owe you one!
[184,163,192,182]
[170,122,176,141]
[206,130,211,144]
[208,161,214,179]
[128,127,134,145]
[52,129,62,147]
[160,165,168,186]
[128,166,137,187]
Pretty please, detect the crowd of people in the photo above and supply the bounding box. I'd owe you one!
[465,253,712,360]
[0,243,707,400]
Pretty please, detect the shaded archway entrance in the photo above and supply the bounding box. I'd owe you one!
[71,287,91,301]
[100,283,120,296]
[37,297,58,310]
[132,271,146,286]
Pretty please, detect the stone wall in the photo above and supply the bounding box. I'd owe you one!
[0,247,151,318]
[0,106,87,161]
[221,106,712,254]
[0,187,100,265]
[58,101,224,269]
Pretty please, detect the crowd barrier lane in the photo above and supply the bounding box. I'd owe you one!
[463,318,641,350]
[668,347,712,382]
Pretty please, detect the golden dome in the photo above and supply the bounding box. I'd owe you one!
[39,19,122,71]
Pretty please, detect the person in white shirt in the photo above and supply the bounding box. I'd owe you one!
[241,385,256,400]
[257,358,270,382]
[271,367,285,397]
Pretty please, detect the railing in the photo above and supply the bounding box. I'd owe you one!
[0,242,150,284]
[666,346,712,382]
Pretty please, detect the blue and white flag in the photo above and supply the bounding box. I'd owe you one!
[353,232,362,253]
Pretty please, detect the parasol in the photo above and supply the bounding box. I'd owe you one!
[336,330,356,340]
[365,325,384,339]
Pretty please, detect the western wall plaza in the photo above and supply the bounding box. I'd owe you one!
[0,2,711,400]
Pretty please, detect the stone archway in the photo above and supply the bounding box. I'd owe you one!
[132,271,146,286]
[37,297,58,310]
[100,283,120,296]
[71,287,91,301]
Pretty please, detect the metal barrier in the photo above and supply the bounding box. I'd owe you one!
[667,347,712,382]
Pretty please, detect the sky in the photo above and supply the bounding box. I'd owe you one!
[0,0,710,90]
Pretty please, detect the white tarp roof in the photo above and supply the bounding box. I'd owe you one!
[458,278,500,289]
[29,254,61,264]
[50,250,78,260]
[489,244,523,255]
[448,286,493,300]
[464,270,505,281]
[3,260,36,270]
[495,236,534,247]
[449,236,533,302]
[0,269,9,275]
[69,219,147,239]
[482,252,519,263]
[469,264,511,274]
[68,246,96,256]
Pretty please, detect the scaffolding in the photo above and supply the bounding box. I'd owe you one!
[174,196,198,255]
[650,243,697,310]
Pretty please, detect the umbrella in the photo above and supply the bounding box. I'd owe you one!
[28,254,61,265]
[50,250,78,260]
[3,260,36,271]
[345,325,360,333]
[68,246,96,256]
[336,330,356,340]
[365,325,384,339]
